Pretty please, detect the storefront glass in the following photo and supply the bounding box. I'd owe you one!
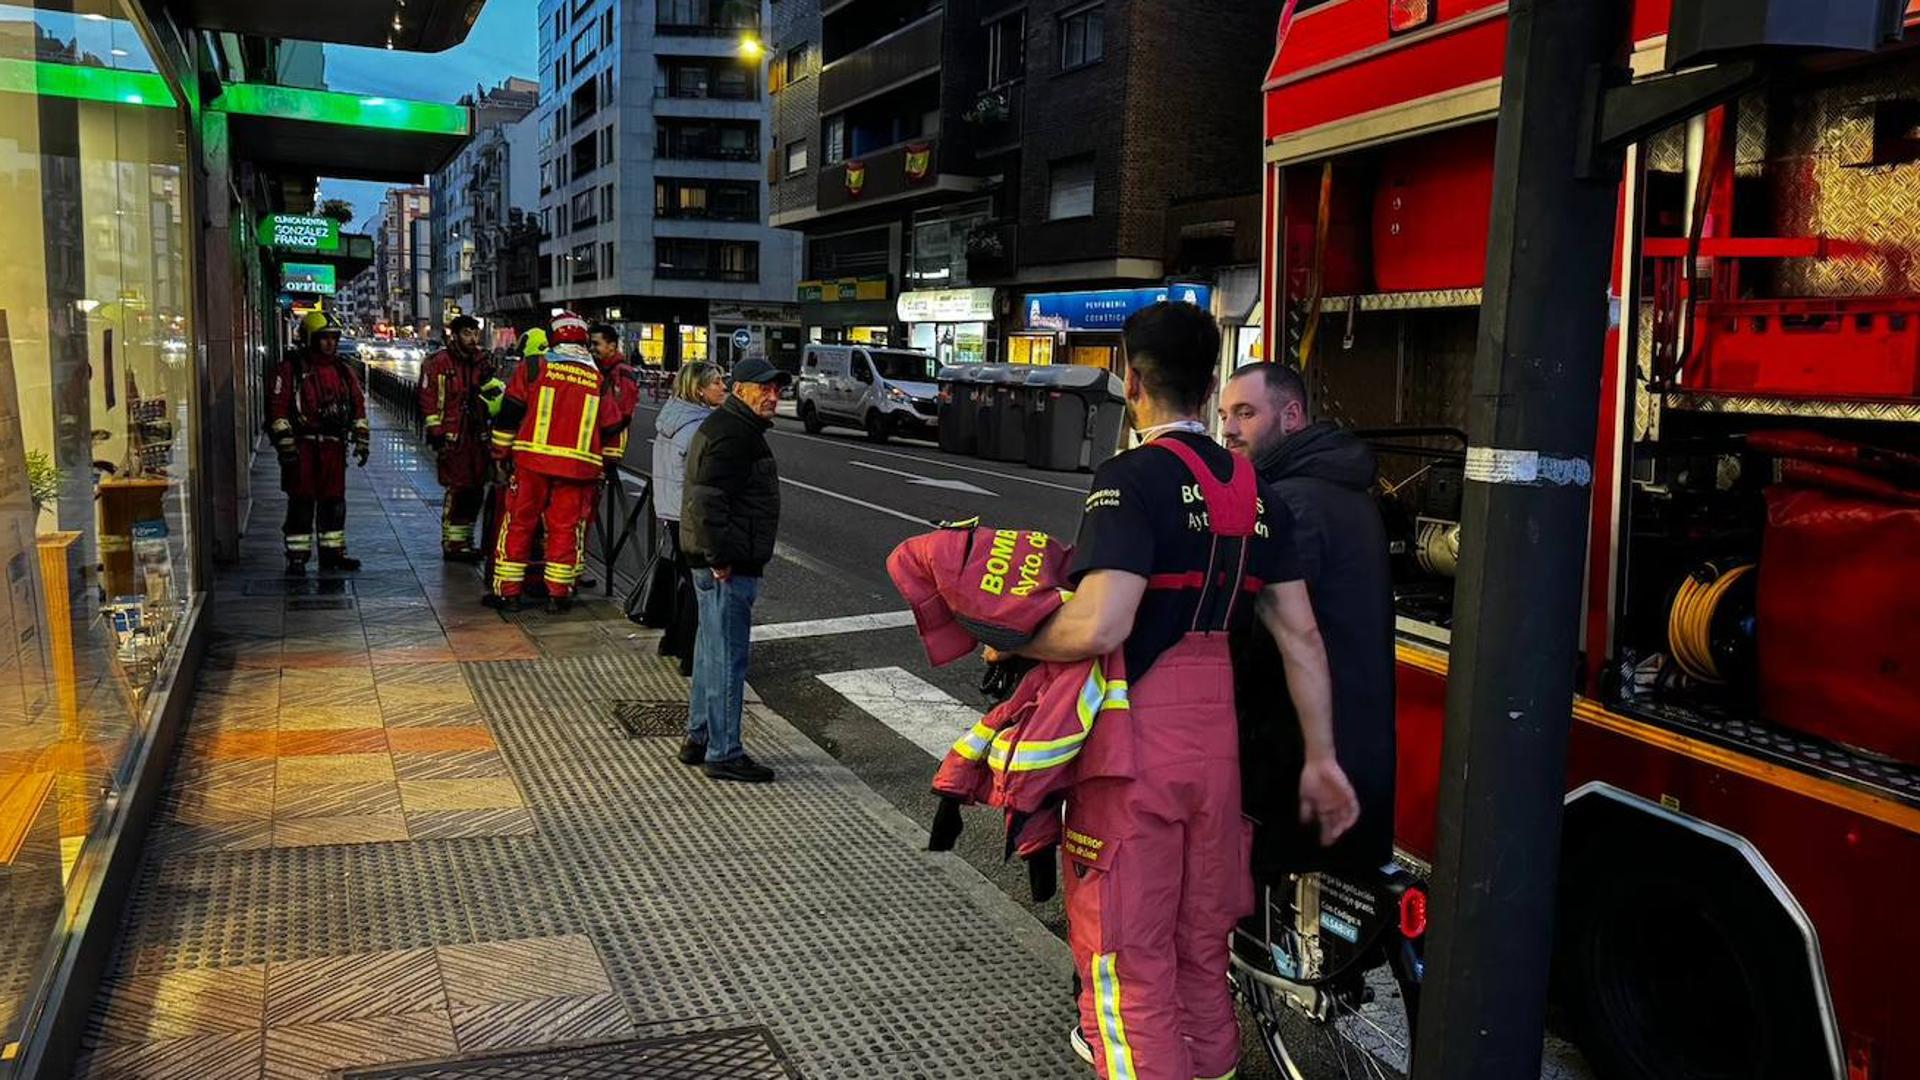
[0,0,199,1051]
[680,324,708,364]
[636,322,666,366]
[908,321,989,366]
[1007,334,1054,366]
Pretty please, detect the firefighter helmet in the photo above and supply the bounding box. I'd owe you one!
[550,311,590,346]
[519,328,549,357]
[299,311,343,341]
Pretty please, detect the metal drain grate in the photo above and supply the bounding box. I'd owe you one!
[288,597,357,611]
[613,699,688,739]
[245,578,358,597]
[340,1027,798,1079]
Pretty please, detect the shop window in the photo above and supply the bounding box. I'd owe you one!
[681,324,709,363]
[1009,335,1055,365]
[1059,3,1104,71]
[786,140,809,175]
[1048,155,1096,220]
[638,323,666,365]
[987,11,1026,84]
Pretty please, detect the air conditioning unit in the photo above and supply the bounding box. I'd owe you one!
[1666,0,1905,68]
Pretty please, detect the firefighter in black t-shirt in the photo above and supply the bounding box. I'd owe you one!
[993,302,1359,1080]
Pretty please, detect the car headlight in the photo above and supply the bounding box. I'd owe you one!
[886,386,910,403]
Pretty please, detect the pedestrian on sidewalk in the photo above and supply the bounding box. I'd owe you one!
[419,315,498,562]
[269,311,370,575]
[993,302,1358,1080]
[1221,362,1397,878]
[636,362,724,675]
[678,356,789,783]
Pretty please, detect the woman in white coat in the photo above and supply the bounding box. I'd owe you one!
[642,362,725,673]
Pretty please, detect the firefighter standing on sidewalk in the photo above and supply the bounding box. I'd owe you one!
[419,315,497,561]
[269,311,369,574]
[488,312,622,612]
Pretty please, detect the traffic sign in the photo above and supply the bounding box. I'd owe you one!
[731,327,754,351]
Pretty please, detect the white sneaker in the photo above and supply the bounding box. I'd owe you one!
[1070,1023,1094,1066]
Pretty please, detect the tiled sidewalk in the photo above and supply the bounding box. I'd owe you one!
[77,414,1079,1079]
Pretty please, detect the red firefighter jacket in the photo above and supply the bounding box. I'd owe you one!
[490,344,620,481]
[268,350,367,447]
[887,526,1130,860]
[596,356,639,463]
[418,346,497,446]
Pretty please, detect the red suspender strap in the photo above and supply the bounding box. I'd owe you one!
[1149,437,1258,537]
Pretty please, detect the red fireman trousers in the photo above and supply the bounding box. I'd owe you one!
[492,469,595,598]
[282,439,350,558]
[436,437,491,554]
[1066,634,1252,1080]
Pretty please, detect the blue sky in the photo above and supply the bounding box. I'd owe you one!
[316,0,538,233]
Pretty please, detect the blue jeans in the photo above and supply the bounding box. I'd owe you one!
[689,570,758,764]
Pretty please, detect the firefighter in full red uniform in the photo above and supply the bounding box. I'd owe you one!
[419,315,497,561]
[488,312,622,612]
[269,311,369,574]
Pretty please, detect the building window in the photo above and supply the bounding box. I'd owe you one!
[603,241,616,277]
[602,8,614,45]
[601,69,615,106]
[603,183,615,220]
[572,132,597,179]
[1059,4,1104,71]
[1048,155,1096,220]
[822,115,845,165]
[572,241,598,283]
[571,189,598,229]
[656,120,761,161]
[601,126,614,163]
[785,44,809,85]
[571,26,598,68]
[786,139,809,175]
[987,11,1025,84]
[657,238,759,282]
[656,178,758,221]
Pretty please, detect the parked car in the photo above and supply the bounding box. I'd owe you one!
[794,344,939,443]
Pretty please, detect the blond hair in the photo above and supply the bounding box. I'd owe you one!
[675,362,721,404]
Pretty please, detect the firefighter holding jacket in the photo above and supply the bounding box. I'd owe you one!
[488,312,623,613]
[269,311,369,574]
[419,315,497,561]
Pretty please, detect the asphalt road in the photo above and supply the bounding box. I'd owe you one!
[604,398,1594,1080]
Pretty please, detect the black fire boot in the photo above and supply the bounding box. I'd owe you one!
[285,554,309,577]
[318,550,362,573]
[547,593,575,615]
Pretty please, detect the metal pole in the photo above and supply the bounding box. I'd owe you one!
[1411,1,1630,1077]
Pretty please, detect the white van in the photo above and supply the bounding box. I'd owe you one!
[795,344,940,443]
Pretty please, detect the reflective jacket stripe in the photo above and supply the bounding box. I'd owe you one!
[532,386,556,447]
[574,394,600,456]
[1092,953,1137,1080]
[511,440,604,466]
[987,666,1128,775]
[435,374,447,430]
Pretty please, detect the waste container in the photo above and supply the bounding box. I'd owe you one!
[936,366,982,456]
[977,365,1033,462]
[1023,365,1128,472]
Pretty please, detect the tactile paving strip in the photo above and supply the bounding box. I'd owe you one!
[340,1027,796,1079]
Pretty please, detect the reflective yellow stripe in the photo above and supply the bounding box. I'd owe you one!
[988,665,1127,774]
[949,718,997,762]
[435,374,447,428]
[491,429,515,448]
[1196,1072,1236,1080]
[424,414,443,427]
[532,386,555,447]
[510,440,604,466]
[575,394,600,455]
[1093,953,1136,1080]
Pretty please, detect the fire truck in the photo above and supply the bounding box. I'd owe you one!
[1239,3,1920,1078]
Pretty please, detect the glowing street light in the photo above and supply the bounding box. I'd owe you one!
[737,35,765,60]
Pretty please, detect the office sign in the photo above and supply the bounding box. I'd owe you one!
[282,262,337,296]
[258,214,341,253]
[896,287,995,323]
[1024,283,1213,332]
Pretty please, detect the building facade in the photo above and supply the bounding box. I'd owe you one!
[374,185,432,337]
[768,0,1277,370]
[430,77,539,335]
[534,0,802,369]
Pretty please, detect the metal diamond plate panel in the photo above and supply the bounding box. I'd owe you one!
[341,1027,797,1079]
[612,701,687,739]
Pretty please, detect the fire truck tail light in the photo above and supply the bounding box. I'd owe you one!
[1399,887,1429,939]
[1389,0,1435,34]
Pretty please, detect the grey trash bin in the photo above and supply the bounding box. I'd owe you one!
[978,365,1033,462]
[937,366,980,456]
[1023,365,1128,472]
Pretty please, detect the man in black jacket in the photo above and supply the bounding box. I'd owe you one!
[1221,363,1397,876]
[679,357,789,783]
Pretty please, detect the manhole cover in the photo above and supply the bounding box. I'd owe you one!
[613,699,687,739]
[339,1027,797,1079]
[288,597,357,611]
[245,578,357,597]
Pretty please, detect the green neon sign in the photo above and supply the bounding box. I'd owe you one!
[259,214,341,253]
[213,83,469,137]
[0,59,176,108]
[282,262,337,296]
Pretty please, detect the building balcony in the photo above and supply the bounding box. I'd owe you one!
[656,0,760,38]
[817,137,940,214]
[819,10,941,116]
[655,267,759,283]
[964,81,1023,154]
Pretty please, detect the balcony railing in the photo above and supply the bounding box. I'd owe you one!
[818,10,942,116]
[817,137,939,214]
[656,142,761,162]
[655,266,758,283]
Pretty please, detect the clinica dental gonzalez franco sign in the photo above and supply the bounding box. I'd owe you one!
[258,214,341,253]
[282,263,337,296]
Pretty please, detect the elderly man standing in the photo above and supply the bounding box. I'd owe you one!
[1220,362,1397,876]
[678,357,790,783]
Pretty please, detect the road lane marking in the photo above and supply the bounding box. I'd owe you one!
[849,460,996,497]
[768,427,1092,494]
[753,611,916,642]
[778,476,932,527]
[817,666,980,758]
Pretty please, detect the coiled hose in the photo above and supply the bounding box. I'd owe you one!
[1667,562,1753,684]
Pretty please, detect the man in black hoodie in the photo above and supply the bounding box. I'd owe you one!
[1220,363,1397,876]
[679,356,789,783]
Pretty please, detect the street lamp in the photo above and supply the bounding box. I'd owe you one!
[737,34,765,60]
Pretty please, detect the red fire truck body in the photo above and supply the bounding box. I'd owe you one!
[1259,4,1920,1078]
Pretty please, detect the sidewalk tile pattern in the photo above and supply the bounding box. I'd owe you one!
[78,414,1079,1079]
